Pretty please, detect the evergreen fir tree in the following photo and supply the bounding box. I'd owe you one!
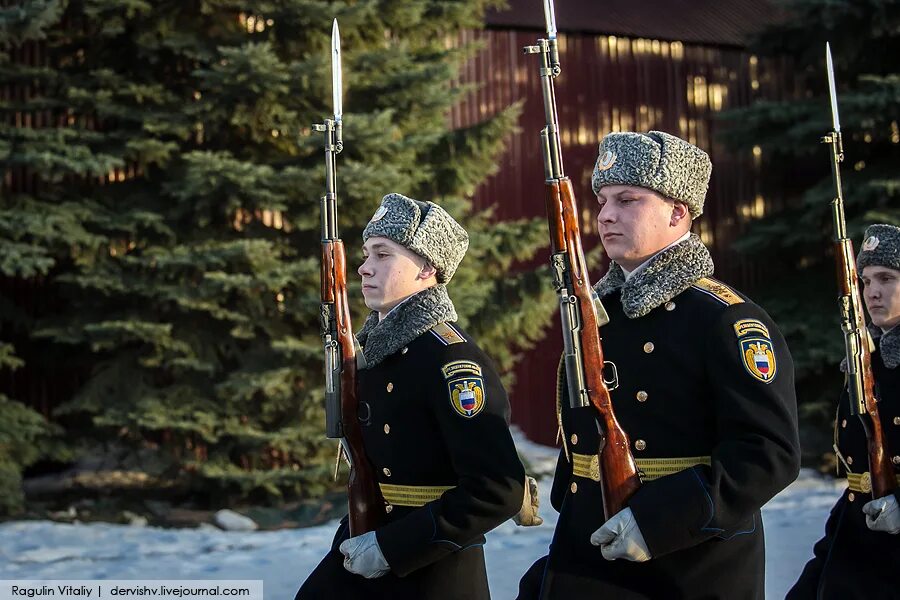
[1,0,555,508]
[0,0,83,514]
[721,0,900,449]
[0,342,63,514]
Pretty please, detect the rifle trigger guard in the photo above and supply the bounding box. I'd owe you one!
[603,361,619,391]
[357,401,372,425]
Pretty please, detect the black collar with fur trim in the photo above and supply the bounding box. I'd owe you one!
[356,284,457,368]
[594,233,715,319]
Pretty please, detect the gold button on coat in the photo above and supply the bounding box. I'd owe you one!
[841,419,847,428]
[635,439,647,451]
[385,504,393,513]
[665,302,676,311]
[383,467,392,477]
[893,456,900,465]
[894,416,900,426]
[636,391,648,402]
[848,492,855,502]
[570,482,578,493]
[383,424,390,434]
[386,382,394,392]
[570,434,578,445]
[846,456,853,465]
[643,342,655,354]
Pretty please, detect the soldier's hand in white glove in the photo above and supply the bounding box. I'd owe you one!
[513,476,543,527]
[590,507,651,562]
[863,494,900,535]
[339,531,391,578]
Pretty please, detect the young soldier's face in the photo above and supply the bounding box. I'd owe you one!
[862,265,900,330]
[358,237,433,318]
[595,184,689,270]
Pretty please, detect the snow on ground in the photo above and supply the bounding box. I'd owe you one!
[1,432,843,600]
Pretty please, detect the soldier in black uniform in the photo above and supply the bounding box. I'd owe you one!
[788,223,900,600]
[296,193,528,600]
[517,131,801,599]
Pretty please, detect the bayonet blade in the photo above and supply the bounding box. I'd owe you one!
[543,0,557,40]
[332,18,342,122]
[826,42,841,133]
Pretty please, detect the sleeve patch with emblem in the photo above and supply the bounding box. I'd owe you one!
[740,337,777,383]
[448,376,486,418]
[733,318,770,339]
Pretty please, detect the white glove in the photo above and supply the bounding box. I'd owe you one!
[513,476,543,527]
[339,531,391,578]
[590,507,651,562]
[862,494,900,535]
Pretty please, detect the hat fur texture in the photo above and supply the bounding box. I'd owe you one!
[362,193,469,283]
[591,130,712,218]
[857,223,900,273]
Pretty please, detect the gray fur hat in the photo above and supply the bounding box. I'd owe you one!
[857,223,900,272]
[362,193,469,283]
[591,130,712,218]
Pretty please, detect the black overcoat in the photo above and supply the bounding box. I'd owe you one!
[297,322,525,600]
[519,277,801,600]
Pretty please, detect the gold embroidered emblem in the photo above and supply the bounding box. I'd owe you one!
[448,377,486,418]
[740,338,777,383]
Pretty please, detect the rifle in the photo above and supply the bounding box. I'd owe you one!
[316,19,384,535]
[523,0,641,520]
[823,42,895,498]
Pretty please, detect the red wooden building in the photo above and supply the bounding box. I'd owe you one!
[450,0,797,444]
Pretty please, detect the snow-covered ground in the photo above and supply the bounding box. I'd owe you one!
[0,434,843,600]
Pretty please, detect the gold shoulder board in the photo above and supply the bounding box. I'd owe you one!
[430,322,466,345]
[692,277,744,306]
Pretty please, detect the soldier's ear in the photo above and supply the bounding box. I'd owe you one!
[418,262,437,280]
[670,200,689,228]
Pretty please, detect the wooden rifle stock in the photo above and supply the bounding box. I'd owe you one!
[550,178,642,519]
[322,240,385,535]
